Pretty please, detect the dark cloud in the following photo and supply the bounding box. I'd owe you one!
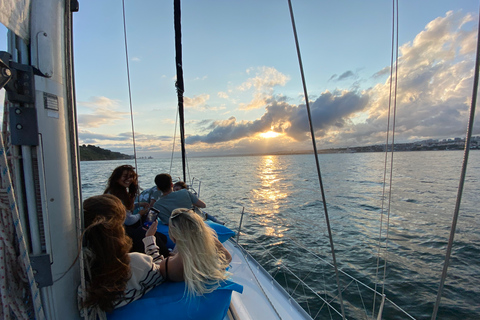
[329,71,356,82]
[186,90,370,144]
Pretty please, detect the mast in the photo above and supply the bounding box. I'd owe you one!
[0,0,82,318]
[174,0,187,182]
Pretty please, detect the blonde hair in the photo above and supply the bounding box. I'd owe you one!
[169,208,230,297]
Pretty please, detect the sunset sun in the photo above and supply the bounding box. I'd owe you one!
[259,131,281,139]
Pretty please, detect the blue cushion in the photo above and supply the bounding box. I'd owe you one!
[107,280,243,320]
[157,220,235,249]
[205,220,236,243]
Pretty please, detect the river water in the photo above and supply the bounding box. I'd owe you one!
[80,150,479,319]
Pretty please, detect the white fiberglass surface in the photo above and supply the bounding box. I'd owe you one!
[224,240,312,320]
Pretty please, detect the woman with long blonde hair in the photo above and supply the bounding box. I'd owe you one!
[165,208,232,296]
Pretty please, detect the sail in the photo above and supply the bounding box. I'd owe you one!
[0,0,31,41]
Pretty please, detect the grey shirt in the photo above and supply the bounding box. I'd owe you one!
[153,189,199,224]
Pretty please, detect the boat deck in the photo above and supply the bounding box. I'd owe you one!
[224,240,312,320]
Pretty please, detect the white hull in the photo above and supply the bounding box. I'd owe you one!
[225,240,311,320]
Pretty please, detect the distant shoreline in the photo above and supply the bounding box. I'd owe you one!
[81,136,479,160]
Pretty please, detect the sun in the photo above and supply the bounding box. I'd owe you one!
[259,131,281,139]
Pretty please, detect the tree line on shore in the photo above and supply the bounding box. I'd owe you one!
[79,145,132,161]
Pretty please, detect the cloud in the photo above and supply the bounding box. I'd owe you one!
[185,10,479,150]
[132,57,141,62]
[77,96,129,128]
[186,90,369,144]
[184,94,210,109]
[329,71,356,82]
[237,67,289,110]
[79,129,171,146]
[183,94,226,112]
[218,91,229,99]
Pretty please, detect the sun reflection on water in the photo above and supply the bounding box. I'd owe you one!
[251,156,289,238]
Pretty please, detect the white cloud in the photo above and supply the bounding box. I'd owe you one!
[218,91,229,99]
[237,67,290,110]
[185,11,479,150]
[77,96,129,128]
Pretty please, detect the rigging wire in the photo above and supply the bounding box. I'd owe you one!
[121,0,138,173]
[286,0,346,318]
[430,4,480,319]
[170,107,179,174]
[373,0,398,318]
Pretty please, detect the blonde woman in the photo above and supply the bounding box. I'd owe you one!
[165,208,232,296]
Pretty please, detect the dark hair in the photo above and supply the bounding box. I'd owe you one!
[173,181,187,190]
[104,165,138,210]
[82,194,132,312]
[154,173,172,193]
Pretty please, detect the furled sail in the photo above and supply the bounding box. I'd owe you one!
[0,0,31,41]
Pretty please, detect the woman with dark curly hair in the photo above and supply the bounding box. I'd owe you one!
[104,165,148,226]
[81,194,165,312]
[104,165,168,255]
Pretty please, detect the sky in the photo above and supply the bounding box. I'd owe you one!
[1,0,480,158]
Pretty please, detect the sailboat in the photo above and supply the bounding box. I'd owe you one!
[0,0,478,319]
[0,1,313,319]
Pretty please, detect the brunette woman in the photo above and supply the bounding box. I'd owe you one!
[81,194,165,312]
[104,165,168,255]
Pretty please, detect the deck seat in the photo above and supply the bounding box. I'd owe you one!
[107,280,243,320]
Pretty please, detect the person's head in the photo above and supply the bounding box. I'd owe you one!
[154,173,172,193]
[82,194,132,311]
[104,165,138,209]
[107,165,137,188]
[168,208,230,296]
[173,181,187,191]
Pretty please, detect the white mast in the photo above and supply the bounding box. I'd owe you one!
[1,0,82,319]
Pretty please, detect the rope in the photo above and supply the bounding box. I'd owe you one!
[286,1,346,318]
[430,4,480,319]
[0,134,45,320]
[373,0,398,317]
[121,0,138,173]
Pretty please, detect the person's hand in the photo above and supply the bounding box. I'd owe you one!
[146,220,158,237]
[139,202,150,208]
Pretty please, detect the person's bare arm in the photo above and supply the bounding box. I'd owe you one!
[193,198,206,208]
[215,238,232,263]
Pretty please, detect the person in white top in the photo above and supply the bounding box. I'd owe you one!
[81,194,165,312]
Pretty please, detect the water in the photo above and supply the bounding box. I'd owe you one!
[80,151,480,319]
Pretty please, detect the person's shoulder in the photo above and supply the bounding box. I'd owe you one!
[129,252,153,269]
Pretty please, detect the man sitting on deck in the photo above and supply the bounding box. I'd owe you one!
[152,173,206,224]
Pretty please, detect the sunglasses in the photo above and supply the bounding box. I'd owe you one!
[171,208,192,220]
